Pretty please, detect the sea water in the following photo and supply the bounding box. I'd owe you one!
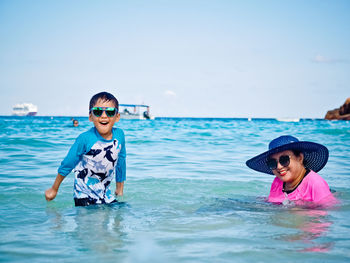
[0,116,349,263]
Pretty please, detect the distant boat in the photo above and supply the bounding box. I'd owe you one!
[119,104,154,120]
[276,118,300,122]
[12,103,38,116]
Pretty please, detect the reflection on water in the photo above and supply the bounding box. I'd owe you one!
[1,117,350,262]
[271,207,334,252]
[45,202,130,260]
[198,197,337,253]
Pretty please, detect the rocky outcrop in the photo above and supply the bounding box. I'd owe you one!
[325,98,350,120]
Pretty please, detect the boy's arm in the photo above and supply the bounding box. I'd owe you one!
[115,129,126,196]
[45,131,90,202]
[115,182,124,196]
[45,173,65,201]
[58,133,87,177]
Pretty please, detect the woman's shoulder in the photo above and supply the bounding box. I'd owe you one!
[268,177,284,202]
[302,170,336,203]
[303,170,327,185]
[301,170,332,192]
[270,176,283,190]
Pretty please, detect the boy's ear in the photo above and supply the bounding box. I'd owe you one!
[115,113,121,122]
[89,113,92,122]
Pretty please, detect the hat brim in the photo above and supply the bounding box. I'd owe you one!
[246,141,329,175]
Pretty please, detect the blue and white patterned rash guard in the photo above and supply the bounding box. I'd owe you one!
[58,127,126,205]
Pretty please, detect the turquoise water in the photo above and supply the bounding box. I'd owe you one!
[0,116,349,262]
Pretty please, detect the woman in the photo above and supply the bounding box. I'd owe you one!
[246,135,336,204]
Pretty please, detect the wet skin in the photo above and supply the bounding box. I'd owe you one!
[89,99,120,140]
[270,150,306,191]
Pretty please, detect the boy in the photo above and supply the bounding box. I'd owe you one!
[45,92,126,206]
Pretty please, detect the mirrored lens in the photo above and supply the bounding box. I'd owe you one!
[91,107,117,117]
[105,109,116,117]
[92,108,103,117]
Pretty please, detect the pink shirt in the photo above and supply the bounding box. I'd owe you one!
[268,170,336,204]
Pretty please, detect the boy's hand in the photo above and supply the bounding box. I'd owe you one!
[45,187,58,201]
[45,173,65,202]
[115,188,123,196]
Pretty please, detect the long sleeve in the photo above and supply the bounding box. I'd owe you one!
[115,129,126,182]
[58,133,87,176]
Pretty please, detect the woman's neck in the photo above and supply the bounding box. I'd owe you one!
[285,167,306,191]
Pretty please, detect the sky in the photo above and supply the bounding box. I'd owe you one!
[0,0,349,118]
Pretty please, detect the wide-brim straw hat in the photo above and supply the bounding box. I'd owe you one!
[246,135,329,175]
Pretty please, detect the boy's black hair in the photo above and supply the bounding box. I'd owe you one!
[89,92,119,112]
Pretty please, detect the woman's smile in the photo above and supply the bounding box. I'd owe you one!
[279,169,287,177]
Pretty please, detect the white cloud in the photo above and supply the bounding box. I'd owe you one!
[312,54,329,63]
[312,54,348,64]
[164,90,177,97]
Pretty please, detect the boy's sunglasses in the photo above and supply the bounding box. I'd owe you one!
[266,155,291,170]
[90,107,118,117]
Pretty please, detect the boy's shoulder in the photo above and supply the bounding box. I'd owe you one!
[74,127,98,144]
[75,127,125,144]
[112,127,125,140]
[80,127,125,139]
[77,127,96,138]
[112,127,124,134]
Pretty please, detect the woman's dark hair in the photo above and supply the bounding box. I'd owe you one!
[292,150,302,156]
[292,150,307,166]
[89,92,119,112]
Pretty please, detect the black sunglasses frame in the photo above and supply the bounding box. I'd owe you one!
[266,155,291,170]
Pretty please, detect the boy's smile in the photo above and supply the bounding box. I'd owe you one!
[89,99,120,140]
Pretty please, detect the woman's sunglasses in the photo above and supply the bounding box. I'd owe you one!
[266,155,291,170]
[90,107,118,117]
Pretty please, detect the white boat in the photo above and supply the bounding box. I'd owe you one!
[119,104,154,120]
[12,103,38,116]
[276,118,300,122]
